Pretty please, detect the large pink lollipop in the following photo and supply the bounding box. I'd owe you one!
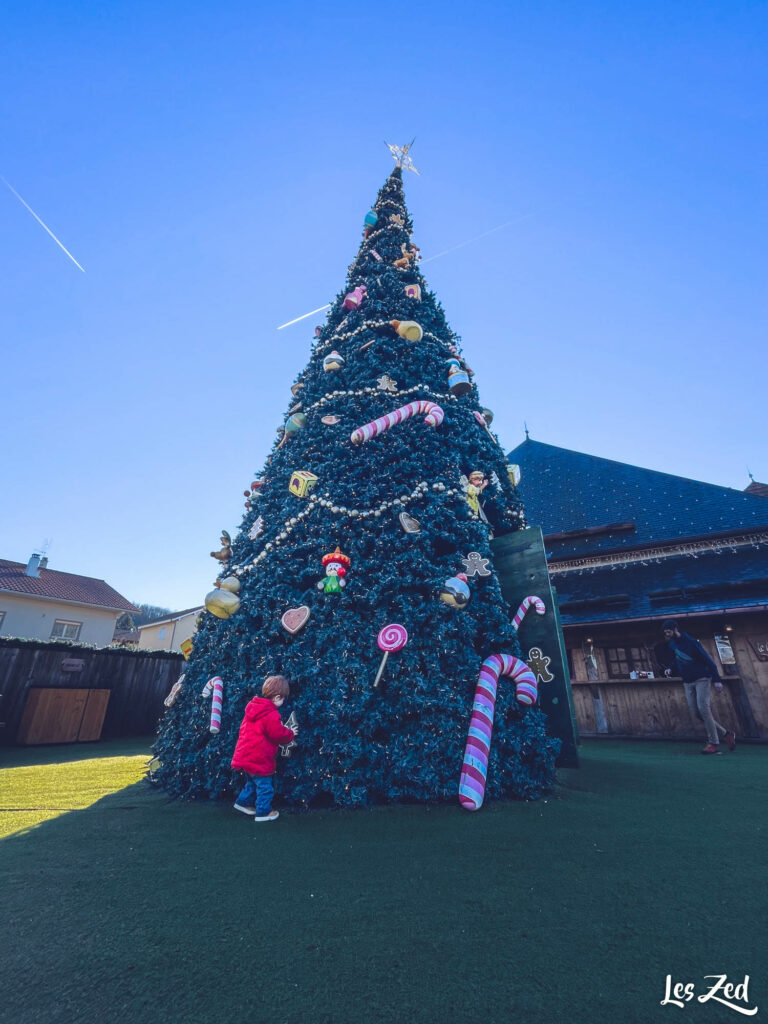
[373,623,408,689]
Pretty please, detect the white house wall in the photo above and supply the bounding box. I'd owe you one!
[138,612,199,653]
[0,593,120,646]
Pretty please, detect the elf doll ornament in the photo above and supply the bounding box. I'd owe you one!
[317,546,351,595]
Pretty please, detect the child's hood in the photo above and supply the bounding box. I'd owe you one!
[245,696,279,722]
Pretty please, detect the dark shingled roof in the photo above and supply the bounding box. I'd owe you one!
[506,440,768,625]
[509,439,768,559]
[0,560,138,613]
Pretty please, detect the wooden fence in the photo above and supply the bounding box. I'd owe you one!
[0,639,183,745]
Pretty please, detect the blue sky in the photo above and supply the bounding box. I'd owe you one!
[2,1,766,610]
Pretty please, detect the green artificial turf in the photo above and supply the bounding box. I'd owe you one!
[0,739,765,1024]
[0,738,153,838]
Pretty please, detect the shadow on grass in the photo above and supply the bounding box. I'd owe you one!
[0,735,155,769]
[0,742,765,1024]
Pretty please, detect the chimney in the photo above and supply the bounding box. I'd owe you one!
[38,556,49,571]
[25,553,41,578]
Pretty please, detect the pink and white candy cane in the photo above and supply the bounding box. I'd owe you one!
[459,654,539,811]
[512,595,545,630]
[201,676,224,734]
[350,400,444,445]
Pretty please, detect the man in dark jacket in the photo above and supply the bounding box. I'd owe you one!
[659,620,735,754]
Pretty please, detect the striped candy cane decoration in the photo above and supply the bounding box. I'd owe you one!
[350,400,444,444]
[512,595,545,630]
[201,676,224,734]
[459,654,539,811]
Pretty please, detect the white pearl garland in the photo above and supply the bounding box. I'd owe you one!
[317,319,392,348]
[230,479,465,576]
[316,321,447,353]
[348,220,410,270]
[357,225,387,245]
[304,383,458,414]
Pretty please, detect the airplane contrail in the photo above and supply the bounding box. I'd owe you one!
[420,213,535,264]
[2,177,86,273]
[275,213,534,330]
[277,303,332,331]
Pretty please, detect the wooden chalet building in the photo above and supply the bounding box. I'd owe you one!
[509,439,768,742]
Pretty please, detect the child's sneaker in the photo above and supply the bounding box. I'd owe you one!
[234,803,256,815]
[254,810,279,822]
[701,743,722,755]
[723,730,736,752]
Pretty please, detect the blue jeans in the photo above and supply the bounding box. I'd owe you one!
[236,774,274,816]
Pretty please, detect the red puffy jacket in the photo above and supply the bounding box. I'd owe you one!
[231,697,295,776]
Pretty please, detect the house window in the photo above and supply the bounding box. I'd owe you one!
[605,645,653,679]
[51,620,82,641]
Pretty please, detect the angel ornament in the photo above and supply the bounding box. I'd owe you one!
[461,472,493,537]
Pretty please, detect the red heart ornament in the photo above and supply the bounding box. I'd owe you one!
[281,605,311,635]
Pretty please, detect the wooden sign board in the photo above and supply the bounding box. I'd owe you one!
[748,637,768,662]
[491,525,579,768]
[714,635,736,665]
[61,658,85,672]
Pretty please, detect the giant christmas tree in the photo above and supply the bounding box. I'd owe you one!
[154,155,561,808]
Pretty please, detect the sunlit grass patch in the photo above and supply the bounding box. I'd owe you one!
[0,746,150,839]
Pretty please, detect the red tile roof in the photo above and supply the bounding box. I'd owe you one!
[0,560,138,613]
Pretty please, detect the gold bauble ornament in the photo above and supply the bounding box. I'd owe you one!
[217,576,241,594]
[205,588,241,619]
[391,319,423,342]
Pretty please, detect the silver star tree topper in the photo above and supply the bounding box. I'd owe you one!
[385,139,420,175]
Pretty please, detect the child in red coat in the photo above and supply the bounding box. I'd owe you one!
[231,675,298,822]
